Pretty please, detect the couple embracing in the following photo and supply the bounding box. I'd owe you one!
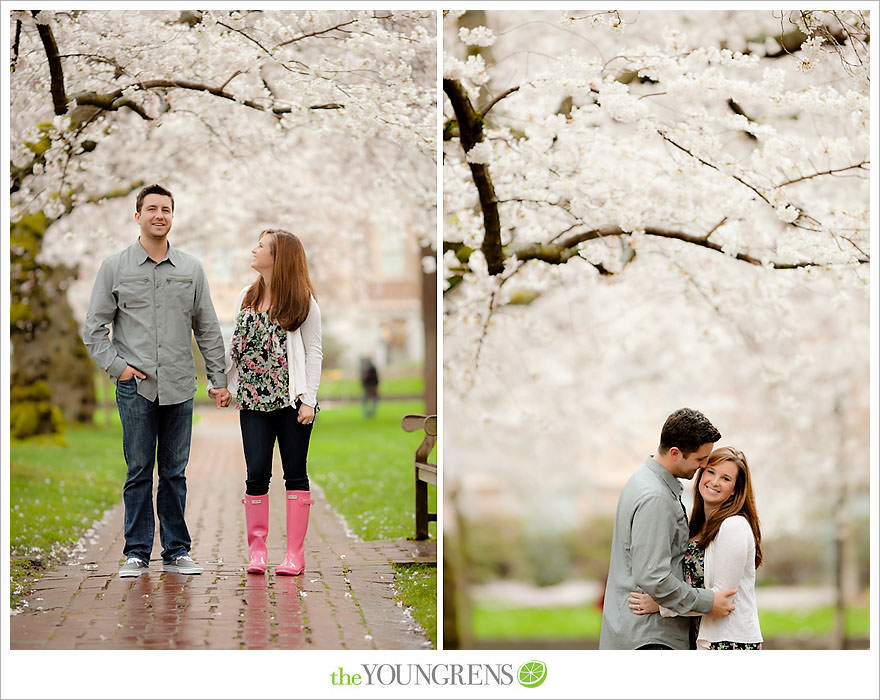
[82,184,322,579]
[600,408,763,650]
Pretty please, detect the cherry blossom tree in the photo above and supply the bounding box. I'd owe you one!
[442,9,870,646]
[8,9,436,435]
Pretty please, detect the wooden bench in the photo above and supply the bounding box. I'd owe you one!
[401,413,437,541]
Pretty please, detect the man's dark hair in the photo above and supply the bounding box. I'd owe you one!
[658,408,721,456]
[136,184,174,212]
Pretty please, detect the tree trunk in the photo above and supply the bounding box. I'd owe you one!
[442,482,473,649]
[10,213,96,438]
[45,265,97,423]
[420,244,437,415]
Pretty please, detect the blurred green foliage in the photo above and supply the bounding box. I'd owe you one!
[456,515,870,590]
[459,516,615,586]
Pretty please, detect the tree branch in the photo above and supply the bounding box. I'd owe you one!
[274,19,359,49]
[513,225,868,268]
[33,11,68,115]
[775,160,869,188]
[657,129,771,206]
[217,20,276,58]
[12,20,22,72]
[219,70,244,92]
[444,78,504,275]
[479,85,519,118]
[72,79,345,120]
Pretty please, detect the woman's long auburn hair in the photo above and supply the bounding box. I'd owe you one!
[242,229,316,331]
[689,446,763,568]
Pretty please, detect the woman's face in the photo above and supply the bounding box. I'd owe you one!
[251,235,274,274]
[699,459,738,509]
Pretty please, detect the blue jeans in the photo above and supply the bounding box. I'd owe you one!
[239,402,312,495]
[115,378,193,564]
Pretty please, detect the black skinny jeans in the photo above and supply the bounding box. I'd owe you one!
[239,402,313,495]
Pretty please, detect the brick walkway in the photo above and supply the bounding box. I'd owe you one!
[10,408,435,650]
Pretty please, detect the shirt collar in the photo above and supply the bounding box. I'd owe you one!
[131,238,178,266]
[644,456,683,496]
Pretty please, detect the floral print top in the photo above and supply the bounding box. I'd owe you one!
[229,307,290,412]
[683,539,705,588]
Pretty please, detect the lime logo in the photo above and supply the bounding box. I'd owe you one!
[517,660,547,688]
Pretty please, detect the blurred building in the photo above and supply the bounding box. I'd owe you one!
[197,221,425,373]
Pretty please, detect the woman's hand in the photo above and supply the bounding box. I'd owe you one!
[208,387,232,408]
[627,591,660,615]
[297,403,316,425]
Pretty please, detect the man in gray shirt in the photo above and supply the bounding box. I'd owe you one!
[599,408,736,649]
[83,184,230,578]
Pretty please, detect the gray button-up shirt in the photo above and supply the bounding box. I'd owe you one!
[599,457,715,649]
[82,240,227,405]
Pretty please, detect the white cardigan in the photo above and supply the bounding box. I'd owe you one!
[661,515,763,647]
[219,286,322,408]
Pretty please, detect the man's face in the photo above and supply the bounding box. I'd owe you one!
[135,194,173,239]
[670,443,714,479]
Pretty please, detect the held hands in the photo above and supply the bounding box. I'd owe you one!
[708,588,737,618]
[208,387,232,409]
[118,366,147,381]
[297,402,316,425]
[627,592,660,615]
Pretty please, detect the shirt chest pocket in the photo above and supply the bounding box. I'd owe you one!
[116,275,151,310]
[165,275,194,313]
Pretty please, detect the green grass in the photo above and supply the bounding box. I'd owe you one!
[470,602,870,642]
[759,605,870,638]
[10,422,124,607]
[318,373,425,400]
[393,564,437,647]
[472,604,603,640]
[309,400,436,541]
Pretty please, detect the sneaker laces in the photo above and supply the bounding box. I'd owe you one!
[125,557,143,566]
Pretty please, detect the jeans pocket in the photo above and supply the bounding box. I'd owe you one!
[116,377,138,399]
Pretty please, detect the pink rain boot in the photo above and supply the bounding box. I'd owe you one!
[274,491,313,576]
[242,494,269,574]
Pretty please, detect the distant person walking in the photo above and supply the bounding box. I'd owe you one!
[83,183,231,578]
[214,229,322,576]
[360,356,379,418]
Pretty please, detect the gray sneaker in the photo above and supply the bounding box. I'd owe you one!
[119,557,149,578]
[163,555,203,574]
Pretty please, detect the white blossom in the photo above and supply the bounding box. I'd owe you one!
[458,26,496,47]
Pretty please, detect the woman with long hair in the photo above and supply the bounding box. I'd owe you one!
[217,229,322,575]
[628,446,764,649]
